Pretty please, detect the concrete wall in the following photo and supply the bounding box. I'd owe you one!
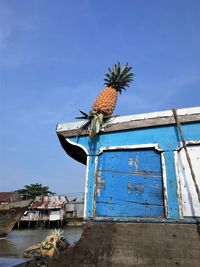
[50,222,200,267]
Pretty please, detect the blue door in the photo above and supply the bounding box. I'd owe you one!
[95,148,164,217]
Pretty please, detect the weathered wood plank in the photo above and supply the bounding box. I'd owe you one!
[95,149,164,217]
[58,113,200,137]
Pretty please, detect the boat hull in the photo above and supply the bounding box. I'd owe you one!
[0,200,32,238]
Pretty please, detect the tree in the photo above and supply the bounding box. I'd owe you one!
[17,183,55,199]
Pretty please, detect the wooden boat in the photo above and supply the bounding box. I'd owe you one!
[55,106,200,266]
[0,192,32,238]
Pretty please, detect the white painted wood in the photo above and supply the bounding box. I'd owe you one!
[57,121,84,132]
[98,143,162,155]
[161,153,169,219]
[174,151,184,219]
[104,106,200,125]
[56,106,200,133]
[177,145,200,217]
[66,138,89,155]
[83,156,89,219]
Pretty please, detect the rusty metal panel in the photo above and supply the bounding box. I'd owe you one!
[31,196,66,209]
[95,149,164,217]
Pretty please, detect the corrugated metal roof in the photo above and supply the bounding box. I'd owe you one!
[30,196,67,209]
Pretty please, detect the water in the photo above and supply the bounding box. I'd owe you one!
[0,226,83,257]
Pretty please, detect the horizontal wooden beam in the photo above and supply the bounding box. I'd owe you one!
[58,113,200,138]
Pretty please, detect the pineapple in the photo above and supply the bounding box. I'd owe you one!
[77,62,134,138]
[92,62,134,116]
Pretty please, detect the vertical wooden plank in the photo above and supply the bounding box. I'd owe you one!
[178,145,200,217]
[84,155,96,219]
[163,151,180,219]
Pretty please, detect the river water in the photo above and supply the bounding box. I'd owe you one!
[0,226,83,257]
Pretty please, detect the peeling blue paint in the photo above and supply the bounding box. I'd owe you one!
[95,149,164,217]
[68,121,200,222]
[85,155,96,218]
[163,151,179,219]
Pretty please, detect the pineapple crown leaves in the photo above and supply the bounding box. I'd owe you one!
[52,228,64,238]
[104,62,134,93]
[76,111,108,138]
[75,110,90,120]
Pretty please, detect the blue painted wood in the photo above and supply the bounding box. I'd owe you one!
[70,122,200,154]
[163,151,179,219]
[95,149,164,217]
[69,121,200,221]
[85,155,96,218]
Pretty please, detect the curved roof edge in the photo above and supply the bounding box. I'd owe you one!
[56,106,200,138]
[57,134,87,165]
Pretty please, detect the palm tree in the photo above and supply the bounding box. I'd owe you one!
[17,183,55,199]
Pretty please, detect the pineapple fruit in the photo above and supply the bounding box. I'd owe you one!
[92,62,134,116]
[78,62,134,138]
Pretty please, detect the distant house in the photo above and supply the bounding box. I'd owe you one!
[65,194,84,219]
[21,195,67,226]
[19,194,84,228]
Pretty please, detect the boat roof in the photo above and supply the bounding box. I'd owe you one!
[56,106,200,165]
[57,106,200,138]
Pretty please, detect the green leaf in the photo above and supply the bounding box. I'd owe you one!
[98,113,104,125]
[79,110,89,118]
[90,117,96,134]
[95,119,100,133]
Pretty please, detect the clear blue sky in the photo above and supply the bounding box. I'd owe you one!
[0,0,200,194]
